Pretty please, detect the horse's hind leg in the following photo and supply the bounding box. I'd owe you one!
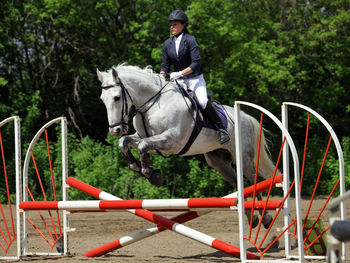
[257,193,273,229]
[243,156,273,229]
[204,149,259,228]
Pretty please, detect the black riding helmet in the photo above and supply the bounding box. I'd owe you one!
[168,10,188,23]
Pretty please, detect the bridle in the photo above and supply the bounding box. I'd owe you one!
[102,75,171,130]
[102,78,134,129]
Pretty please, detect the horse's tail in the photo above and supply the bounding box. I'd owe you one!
[247,115,280,179]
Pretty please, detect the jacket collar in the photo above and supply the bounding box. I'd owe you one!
[172,32,187,57]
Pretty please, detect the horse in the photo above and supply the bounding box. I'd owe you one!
[96,64,278,228]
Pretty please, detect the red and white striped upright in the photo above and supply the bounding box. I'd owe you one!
[65,175,282,257]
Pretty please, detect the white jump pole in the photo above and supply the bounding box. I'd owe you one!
[14,116,21,260]
[0,116,21,260]
[61,117,69,255]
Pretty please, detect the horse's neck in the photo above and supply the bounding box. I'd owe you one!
[123,73,160,108]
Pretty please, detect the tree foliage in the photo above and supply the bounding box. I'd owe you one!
[1,0,349,198]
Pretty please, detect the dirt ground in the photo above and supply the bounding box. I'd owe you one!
[2,197,348,262]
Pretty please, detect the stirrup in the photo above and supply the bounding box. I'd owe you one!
[219,129,230,144]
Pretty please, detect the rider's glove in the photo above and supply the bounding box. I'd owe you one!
[170,71,183,80]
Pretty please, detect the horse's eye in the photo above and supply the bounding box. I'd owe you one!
[114,96,120,102]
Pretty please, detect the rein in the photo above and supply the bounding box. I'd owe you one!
[103,75,171,129]
[135,78,171,114]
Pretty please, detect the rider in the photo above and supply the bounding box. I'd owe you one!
[160,10,230,144]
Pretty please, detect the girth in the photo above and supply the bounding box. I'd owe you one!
[176,87,202,156]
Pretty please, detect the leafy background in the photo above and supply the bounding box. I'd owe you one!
[0,0,349,200]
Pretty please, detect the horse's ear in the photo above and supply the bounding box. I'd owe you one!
[96,68,103,83]
[112,68,118,81]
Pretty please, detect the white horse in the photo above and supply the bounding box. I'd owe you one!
[97,64,278,228]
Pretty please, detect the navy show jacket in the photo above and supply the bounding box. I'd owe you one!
[160,33,202,79]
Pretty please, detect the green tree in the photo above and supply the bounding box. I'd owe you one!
[1,0,349,198]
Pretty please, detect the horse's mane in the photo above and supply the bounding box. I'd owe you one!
[111,63,168,88]
[112,63,153,74]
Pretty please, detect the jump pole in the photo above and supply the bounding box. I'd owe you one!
[66,175,282,257]
[19,199,282,211]
[60,184,263,259]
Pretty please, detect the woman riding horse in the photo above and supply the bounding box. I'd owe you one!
[160,10,230,144]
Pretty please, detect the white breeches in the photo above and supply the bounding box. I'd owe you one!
[177,74,208,109]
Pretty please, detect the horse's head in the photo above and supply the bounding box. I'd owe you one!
[97,68,130,137]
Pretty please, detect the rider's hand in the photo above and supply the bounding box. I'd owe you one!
[170,71,183,80]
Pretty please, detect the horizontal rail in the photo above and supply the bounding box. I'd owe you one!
[27,199,281,212]
[66,176,281,257]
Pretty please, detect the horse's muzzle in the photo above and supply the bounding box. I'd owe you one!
[109,124,128,137]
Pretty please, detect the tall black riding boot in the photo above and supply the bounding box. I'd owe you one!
[202,100,230,144]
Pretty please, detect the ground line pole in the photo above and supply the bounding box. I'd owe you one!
[234,103,247,261]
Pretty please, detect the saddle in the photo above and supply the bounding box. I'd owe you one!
[178,85,228,130]
[177,84,228,155]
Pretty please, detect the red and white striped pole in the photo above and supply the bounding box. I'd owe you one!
[19,199,281,211]
[19,198,236,210]
[66,175,282,257]
[63,178,259,260]
[85,210,203,257]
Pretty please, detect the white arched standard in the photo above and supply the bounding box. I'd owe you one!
[22,117,70,256]
[234,101,304,262]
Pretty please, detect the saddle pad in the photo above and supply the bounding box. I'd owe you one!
[198,103,228,130]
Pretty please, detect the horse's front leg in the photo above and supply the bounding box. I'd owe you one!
[137,132,176,187]
[118,133,141,173]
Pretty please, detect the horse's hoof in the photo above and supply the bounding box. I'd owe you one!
[251,214,259,228]
[54,235,64,253]
[129,162,141,172]
[270,236,279,249]
[263,214,273,229]
[141,167,153,178]
[148,169,163,187]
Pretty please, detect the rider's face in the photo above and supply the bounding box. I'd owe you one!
[169,21,185,36]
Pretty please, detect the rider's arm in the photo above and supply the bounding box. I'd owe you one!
[187,36,200,72]
[160,41,171,78]
[170,67,193,80]
[180,67,193,76]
